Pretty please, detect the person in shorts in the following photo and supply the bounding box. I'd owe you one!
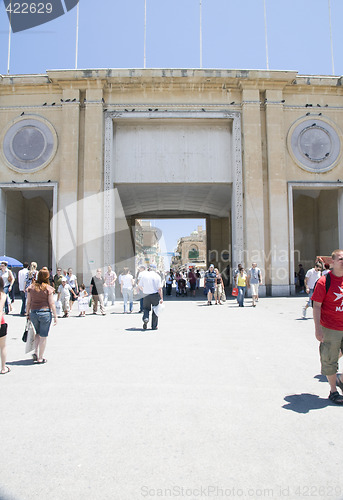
[58,277,76,317]
[247,262,262,307]
[312,249,343,404]
[204,264,216,305]
[26,268,58,364]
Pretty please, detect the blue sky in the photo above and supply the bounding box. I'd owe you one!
[147,217,205,257]
[1,0,343,75]
[1,0,342,258]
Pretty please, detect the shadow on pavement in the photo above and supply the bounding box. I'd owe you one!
[282,393,332,413]
[7,359,33,366]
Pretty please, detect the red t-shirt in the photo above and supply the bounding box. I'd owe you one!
[311,272,343,330]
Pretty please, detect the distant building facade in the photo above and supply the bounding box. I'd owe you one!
[171,225,206,270]
[1,68,343,295]
[135,219,164,273]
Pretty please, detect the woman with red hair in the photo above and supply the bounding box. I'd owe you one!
[26,267,57,364]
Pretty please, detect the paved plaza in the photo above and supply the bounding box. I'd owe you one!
[1,294,343,500]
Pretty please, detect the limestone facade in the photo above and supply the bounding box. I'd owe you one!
[172,225,206,270]
[0,69,342,295]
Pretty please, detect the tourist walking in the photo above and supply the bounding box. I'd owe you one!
[25,262,38,293]
[0,277,10,374]
[90,268,106,315]
[195,269,201,289]
[121,267,134,313]
[26,268,57,364]
[18,262,29,316]
[0,261,14,314]
[138,264,163,330]
[188,268,197,297]
[237,267,247,307]
[213,268,224,305]
[77,284,88,317]
[312,249,343,404]
[57,277,76,317]
[165,271,173,296]
[66,268,79,311]
[104,265,117,306]
[302,261,323,318]
[204,264,216,305]
[247,262,262,307]
[9,269,16,305]
[53,267,63,293]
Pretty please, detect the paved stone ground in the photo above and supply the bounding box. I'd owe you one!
[1,293,343,500]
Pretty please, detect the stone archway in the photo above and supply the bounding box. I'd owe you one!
[103,111,243,273]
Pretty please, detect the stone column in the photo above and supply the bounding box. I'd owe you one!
[231,112,244,270]
[82,87,105,282]
[265,88,289,296]
[0,188,7,255]
[338,188,343,249]
[241,86,266,297]
[55,89,80,273]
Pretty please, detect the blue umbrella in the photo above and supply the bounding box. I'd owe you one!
[0,255,23,267]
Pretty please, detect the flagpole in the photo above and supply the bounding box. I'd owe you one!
[7,17,11,74]
[328,0,335,75]
[75,2,79,69]
[144,0,147,68]
[199,0,203,69]
[263,0,269,70]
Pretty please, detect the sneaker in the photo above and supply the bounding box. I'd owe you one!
[302,307,307,319]
[329,391,343,404]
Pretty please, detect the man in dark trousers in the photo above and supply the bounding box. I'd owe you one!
[138,264,163,330]
[312,249,343,404]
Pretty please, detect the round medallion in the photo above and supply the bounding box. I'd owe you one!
[1,115,58,172]
[287,117,341,173]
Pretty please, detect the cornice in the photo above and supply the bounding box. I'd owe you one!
[1,69,343,94]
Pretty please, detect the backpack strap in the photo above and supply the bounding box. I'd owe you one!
[325,271,331,294]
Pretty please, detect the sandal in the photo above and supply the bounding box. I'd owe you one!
[34,358,47,364]
[32,353,38,362]
[336,374,343,393]
[329,391,343,404]
[0,366,11,375]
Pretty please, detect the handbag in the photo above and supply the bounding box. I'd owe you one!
[0,323,8,336]
[22,319,29,342]
[232,287,239,297]
[220,290,227,302]
[25,320,36,354]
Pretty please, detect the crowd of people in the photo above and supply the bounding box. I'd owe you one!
[2,250,343,408]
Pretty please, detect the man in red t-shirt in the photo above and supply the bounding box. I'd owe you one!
[312,249,343,404]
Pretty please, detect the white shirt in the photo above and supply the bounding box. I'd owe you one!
[18,268,29,291]
[0,269,12,288]
[121,274,134,289]
[139,270,162,295]
[305,268,321,289]
[58,283,72,299]
[67,274,77,288]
